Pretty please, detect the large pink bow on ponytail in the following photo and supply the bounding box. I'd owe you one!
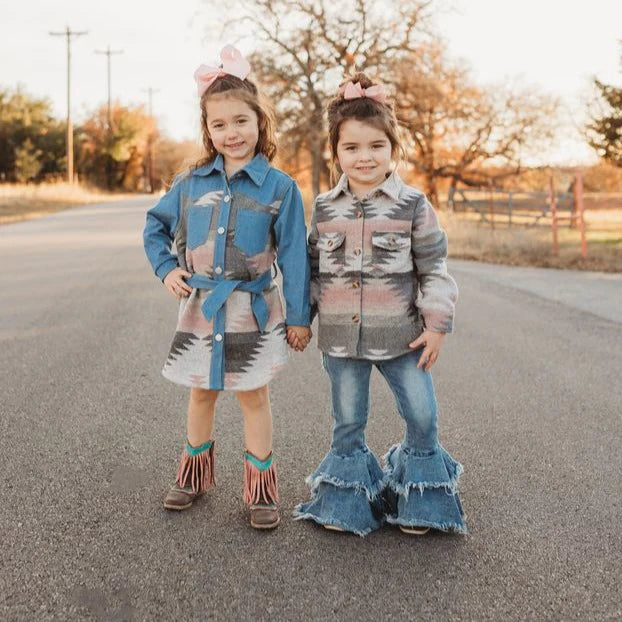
[194,45,251,97]
[340,81,387,104]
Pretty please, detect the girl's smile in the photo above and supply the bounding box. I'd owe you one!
[205,96,260,174]
[336,119,393,197]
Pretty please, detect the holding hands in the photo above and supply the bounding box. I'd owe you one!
[409,330,446,372]
[287,325,312,352]
[164,268,192,300]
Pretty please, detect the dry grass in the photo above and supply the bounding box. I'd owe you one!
[6,182,620,272]
[0,183,137,225]
[441,210,622,273]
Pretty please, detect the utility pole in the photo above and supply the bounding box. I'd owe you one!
[143,87,159,118]
[49,26,87,183]
[95,45,123,189]
[95,45,124,129]
[142,87,160,193]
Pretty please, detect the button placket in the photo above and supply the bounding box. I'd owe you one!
[214,175,232,281]
[207,173,232,390]
[351,199,364,343]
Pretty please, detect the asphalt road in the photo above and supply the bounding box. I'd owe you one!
[1,198,621,621]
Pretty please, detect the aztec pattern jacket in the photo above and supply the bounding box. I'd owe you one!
[309,171,458,360]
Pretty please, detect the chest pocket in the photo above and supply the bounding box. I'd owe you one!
[317,232,346,276]
[187,205,214,250]
[234,209,273,256]
[371,231,411,272]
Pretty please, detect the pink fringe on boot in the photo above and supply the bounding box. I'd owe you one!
[176,442,215,494]
[243,453,280,505]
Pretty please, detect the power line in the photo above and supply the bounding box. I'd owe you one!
[49,26,88,183]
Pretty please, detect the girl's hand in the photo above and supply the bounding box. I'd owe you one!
[163,268,192,300]
[409,330,446,372]
[287,326,312,352]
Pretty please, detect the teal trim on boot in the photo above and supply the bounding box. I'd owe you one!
[185,440,214,456]
[244,451,273,472]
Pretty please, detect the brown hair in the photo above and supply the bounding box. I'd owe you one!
[327,72,404,182]
[195,74,277,168]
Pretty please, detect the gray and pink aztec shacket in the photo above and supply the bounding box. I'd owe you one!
[143,153,310,391]
[309,171,457,360]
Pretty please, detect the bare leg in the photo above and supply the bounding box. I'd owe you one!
[235,384,272,459]
[186,387,219,446]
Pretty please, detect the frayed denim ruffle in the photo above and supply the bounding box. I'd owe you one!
[382,443,467,534]
[293,446,385,537]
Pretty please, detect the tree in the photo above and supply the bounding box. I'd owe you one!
[201,1,558,201]
[152,138,202,190]
[0,87,66,181]
[392,44,559,205]
[77,103,157,190]
[586,78,622,167]
[14,138,43,182]
[205,0,436,195]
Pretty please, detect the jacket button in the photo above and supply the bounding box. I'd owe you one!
[217,226,225,234]
[355,211,362,218]
[353,248,361,256]
[352,314,360,323]
[224,195,231,203]
[352,281,360,289]
[327,240,334,247]
[214,333,223,342]
[214,266,223,275]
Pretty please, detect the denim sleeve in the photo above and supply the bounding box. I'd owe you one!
[411,194,458,333]
[273,181,311,327]
[143,175,183,281]
[307,199,320,324]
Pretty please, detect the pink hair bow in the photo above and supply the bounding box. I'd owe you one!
[340,81,387,104]
[194,45,251,97]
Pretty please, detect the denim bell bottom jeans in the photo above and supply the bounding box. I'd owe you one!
[294,350,466,536]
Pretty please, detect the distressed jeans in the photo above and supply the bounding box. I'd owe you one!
[294,349,466,535]
[324,349,439,455]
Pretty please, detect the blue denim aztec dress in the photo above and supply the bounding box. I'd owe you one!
[143,153,310,391]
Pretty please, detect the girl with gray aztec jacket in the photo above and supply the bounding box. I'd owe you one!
[293,73,466,536]
[143,46,311,529]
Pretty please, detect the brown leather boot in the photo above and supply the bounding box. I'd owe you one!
[163,485,204,511]
[164,440,215,511]
[243,451,280,529]
[249,503,280,529]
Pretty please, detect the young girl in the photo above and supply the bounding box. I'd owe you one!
[143,45,311,529]
[293,73,466,536]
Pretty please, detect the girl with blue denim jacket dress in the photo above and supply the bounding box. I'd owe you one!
[294,73,466,536]
[143,46,311,529]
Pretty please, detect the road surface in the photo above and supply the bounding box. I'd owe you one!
[1,198,620,620]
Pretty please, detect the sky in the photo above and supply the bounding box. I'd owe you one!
[1,0,621,166]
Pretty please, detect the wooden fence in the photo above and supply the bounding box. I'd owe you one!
[447,173,588,258]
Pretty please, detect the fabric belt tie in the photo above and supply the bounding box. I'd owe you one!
[187,271,271,332]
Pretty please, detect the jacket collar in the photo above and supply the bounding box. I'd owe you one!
[325,173,350,200]
[326,169,403,202]
[192,153,270,186]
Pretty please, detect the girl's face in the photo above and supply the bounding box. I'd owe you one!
[336,119,393,192]
[205,96,260,168]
